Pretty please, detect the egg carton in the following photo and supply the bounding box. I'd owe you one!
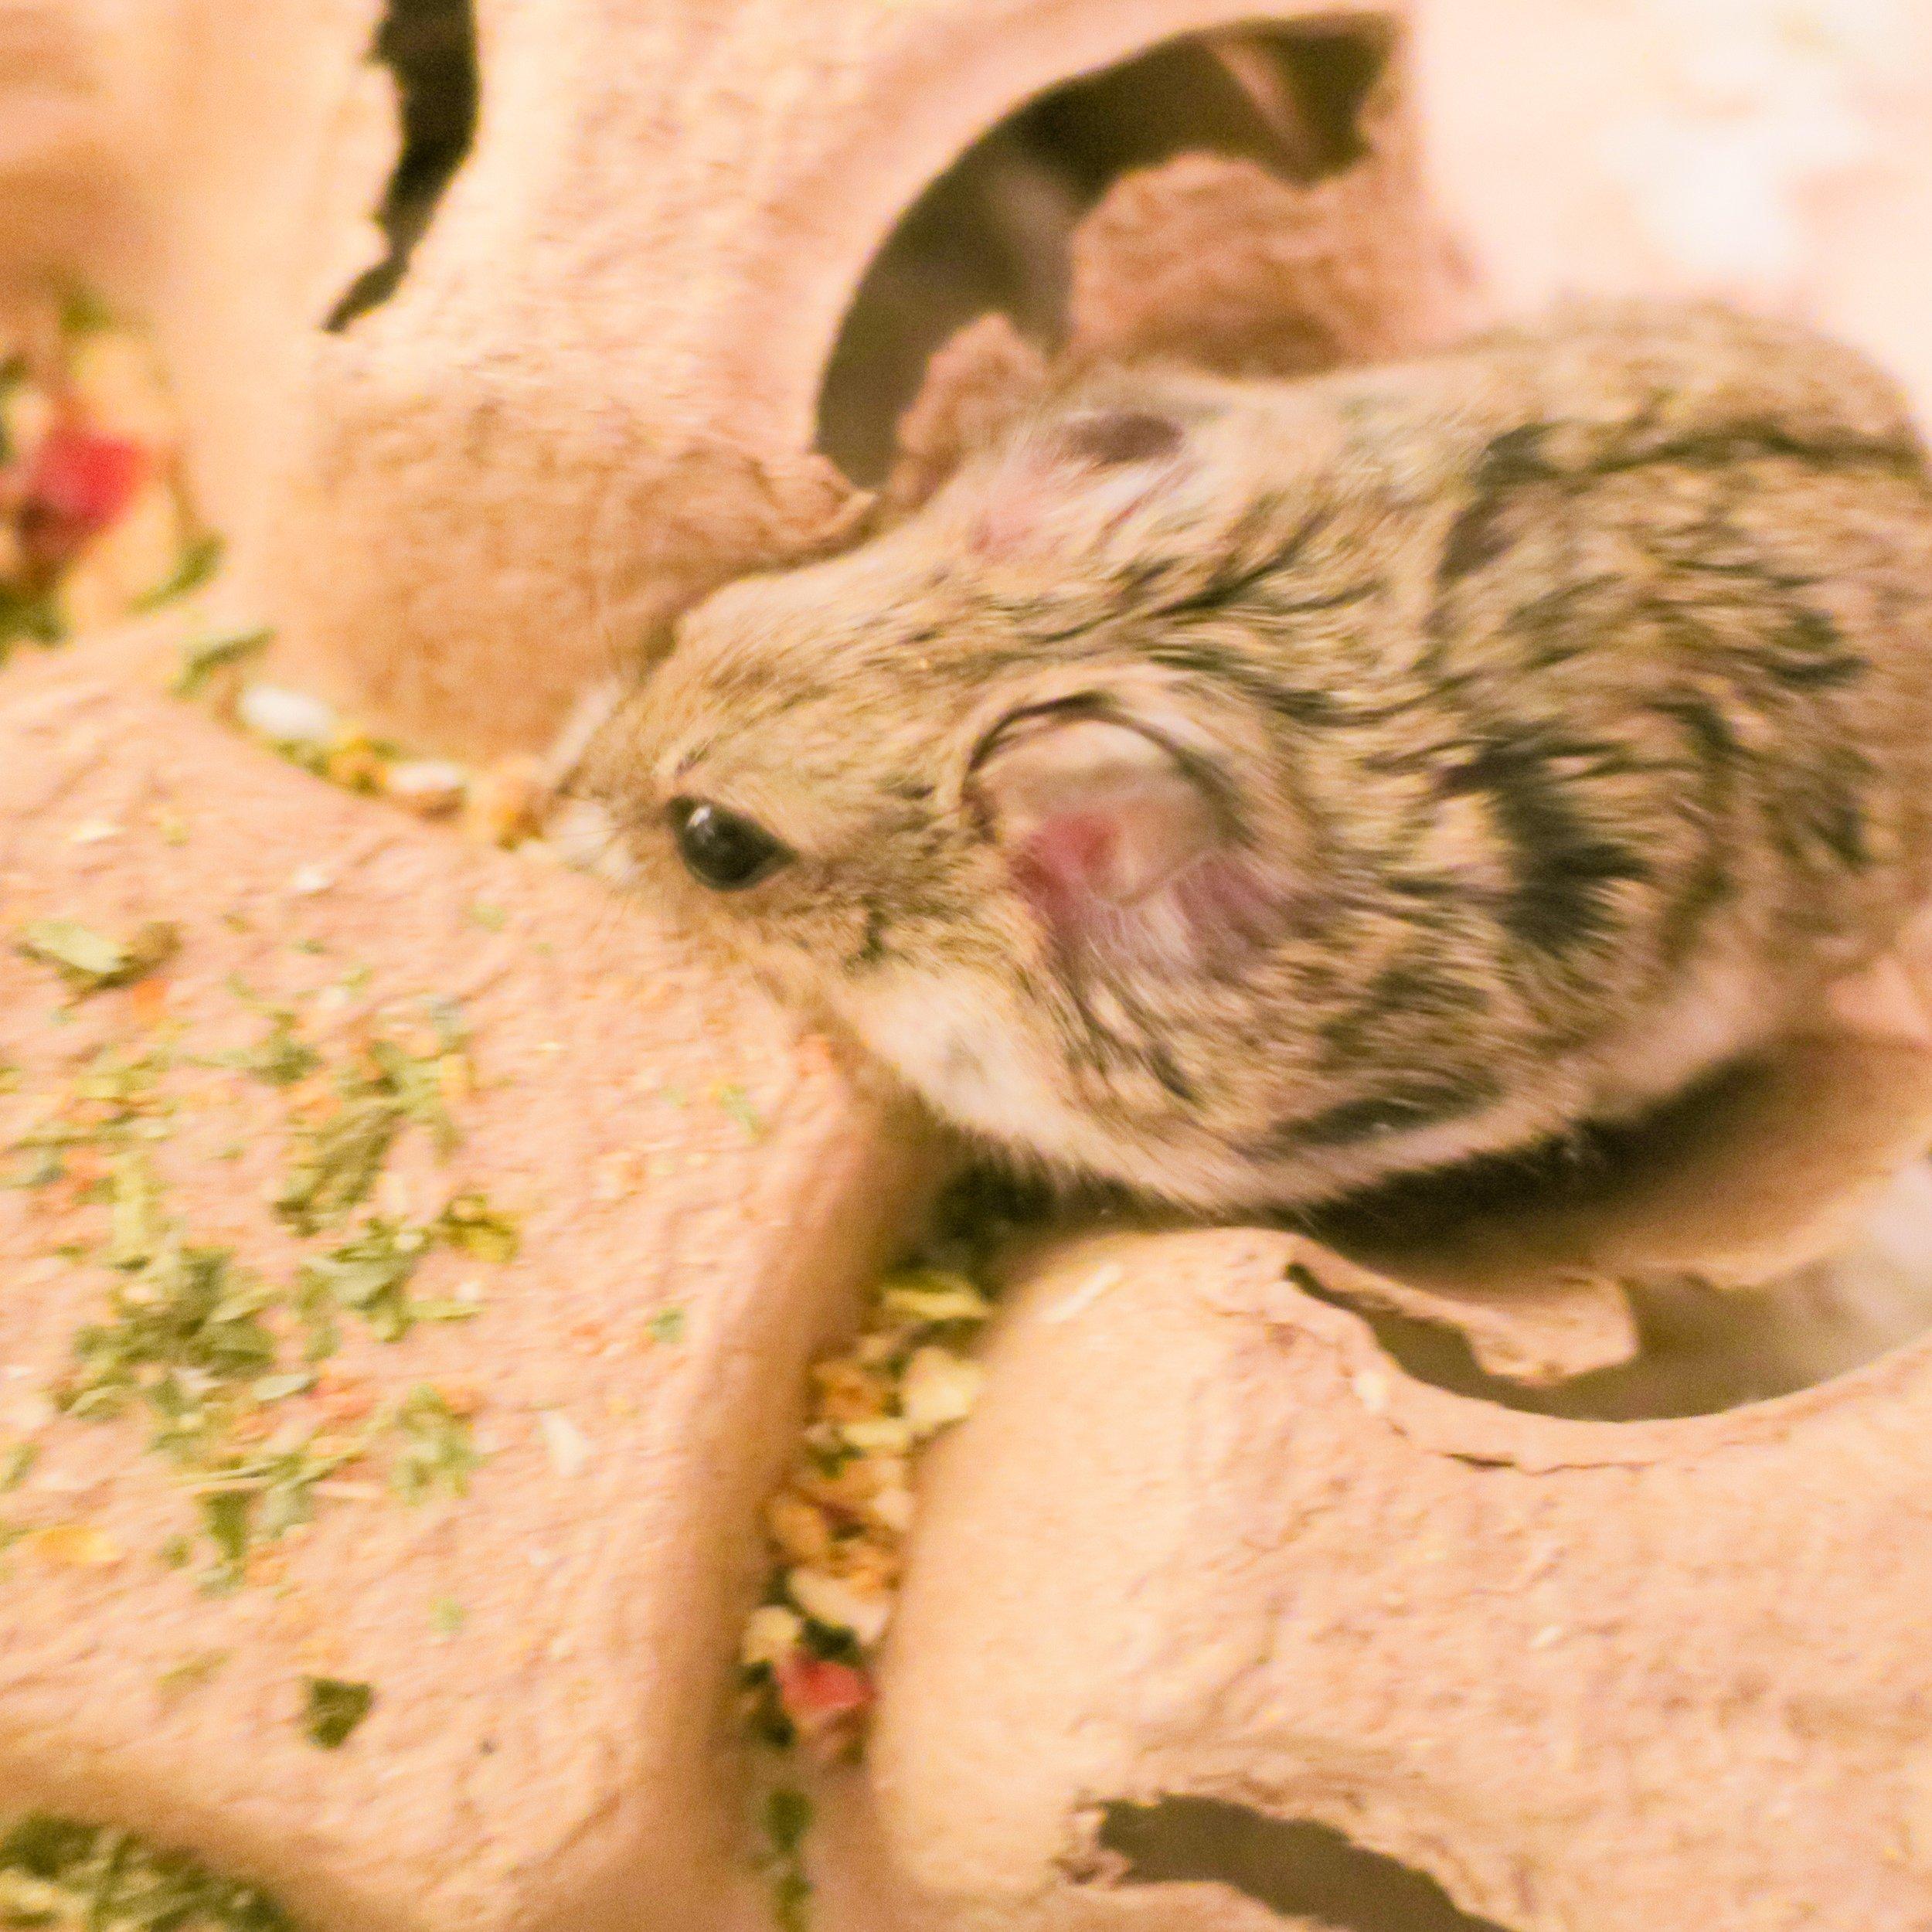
[5,2,1932,1929]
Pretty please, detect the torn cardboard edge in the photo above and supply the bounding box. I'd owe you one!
[877,37,1463,524]
[1274,1004,1932,1386]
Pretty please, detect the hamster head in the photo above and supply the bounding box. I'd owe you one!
[585,380,1378,1206]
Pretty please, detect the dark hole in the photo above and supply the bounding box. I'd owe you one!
[815,17,1395,486]
[1099,1798,1518,1932]
[325,0,479,330]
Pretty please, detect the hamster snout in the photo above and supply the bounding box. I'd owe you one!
[588,300,1932,1212]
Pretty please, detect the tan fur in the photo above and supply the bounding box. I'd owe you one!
[585,302,1932,1211]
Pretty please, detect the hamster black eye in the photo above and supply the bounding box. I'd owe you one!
[665,797,791,891]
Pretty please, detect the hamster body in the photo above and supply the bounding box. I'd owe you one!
[587,302,1932,1211]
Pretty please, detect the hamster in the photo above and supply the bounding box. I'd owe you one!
[583,301,1932,1213]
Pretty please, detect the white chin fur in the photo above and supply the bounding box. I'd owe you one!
[854,971,1086,1155]
[850,949,1787,1214]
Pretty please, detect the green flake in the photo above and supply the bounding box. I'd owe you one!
[388,1387,478,1505]
[367,1036,460,1152]
[646,1305,687,1346]
[3,1143,66,1190]
[294,1275,340,1363]
[713,1082,764,1140]
[0,1443,35,1493]
[0,1811,294,1930]
[433,1191,519,1263]
[468,902,506,931]
[249,1372,314,1404]
[229,1009,319,1088]
[57,284,115,335]
[198,1489,253,1589]
[202,1430,371,1551]
[298,1218,430,1344]
[63,1244,281,1429]
[156,1648,230,1698]
[274,1100,403,1235]
[169,625,270,700]
[21,920,128,981]
[430,1596,466,1638]
[276,1021,468,1233]
[17,918,179,995]
[302,1677,373,1750]
[136,532,226,614]
[760,1787,815,1932]
[37,981,499,1605]
[105,1152,166,1270]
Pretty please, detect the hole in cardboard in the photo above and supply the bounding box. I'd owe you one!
[326,0,478,330]
[1304,1156,1932,1420]
[1099,1798,1518,1932]
[815,17,1393,486]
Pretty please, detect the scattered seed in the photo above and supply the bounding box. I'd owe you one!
[237,683,335,747]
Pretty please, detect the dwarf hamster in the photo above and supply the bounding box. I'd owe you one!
[584,302,1932,1212]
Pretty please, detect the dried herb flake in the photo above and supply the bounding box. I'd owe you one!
[433,1191,519,1263]
[137,532,226,615]
[760,1787,815,1932]
[0,1811,293,1930]
[302,1677,373,1750]
[17,919,179,995]
[170,625,269,699]
[388,1387,479,1505]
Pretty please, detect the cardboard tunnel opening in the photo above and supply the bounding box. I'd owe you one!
[815,14,1400,487]
[1098,1798,1519,1932]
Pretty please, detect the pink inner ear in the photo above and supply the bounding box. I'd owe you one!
[1009,811,1128,935]
[974,711,1228,951]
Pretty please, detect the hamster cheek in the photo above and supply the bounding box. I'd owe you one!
[853,969,1079,1151]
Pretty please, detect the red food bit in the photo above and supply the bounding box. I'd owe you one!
[774,1652,875,1748]
[20,421,149,568]
[125,973,172,1023]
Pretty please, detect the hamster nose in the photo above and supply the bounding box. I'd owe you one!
[665,797,793,892]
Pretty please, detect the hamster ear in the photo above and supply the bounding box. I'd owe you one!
[970,706,1223,937]
[968,406,1186,559]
